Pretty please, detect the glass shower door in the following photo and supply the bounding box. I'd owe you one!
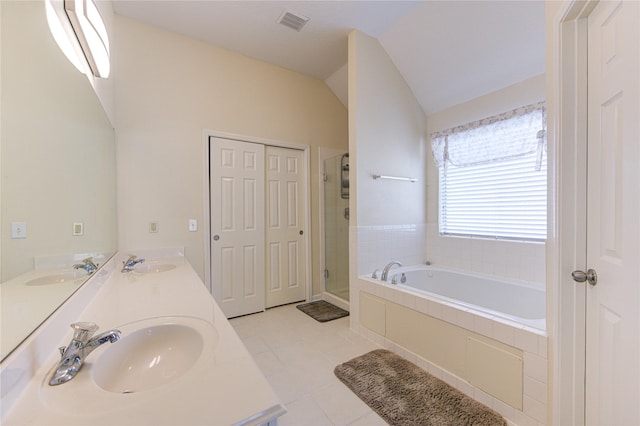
[324,154,349,301]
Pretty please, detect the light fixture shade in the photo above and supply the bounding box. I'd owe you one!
[45,0,110,78]
[45,0,87,74]
[65,0,110,78]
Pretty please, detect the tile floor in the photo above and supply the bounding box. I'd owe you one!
[229,303,387,425]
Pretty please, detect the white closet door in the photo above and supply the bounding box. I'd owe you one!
[210,137,265,318]
[585,1,640,424]
[265,146,307,308]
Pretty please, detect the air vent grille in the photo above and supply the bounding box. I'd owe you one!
[277,11,309,32]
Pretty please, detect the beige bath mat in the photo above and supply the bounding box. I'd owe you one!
[334,349,506,426]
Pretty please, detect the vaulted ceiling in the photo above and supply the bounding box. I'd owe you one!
[113,1,546,115]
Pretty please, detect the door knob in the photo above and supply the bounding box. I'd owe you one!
[213,235,220,241]
[572,269,597,286]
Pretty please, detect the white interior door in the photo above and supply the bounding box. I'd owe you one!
[585,1,640,424]
[265,146,307,308]
[210,137,265,318]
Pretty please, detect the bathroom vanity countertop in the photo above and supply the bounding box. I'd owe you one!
[1,252,285,425]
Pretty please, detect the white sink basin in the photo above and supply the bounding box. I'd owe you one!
[25,270,86,286]
[133,263,176,274]
[92,317,217,394]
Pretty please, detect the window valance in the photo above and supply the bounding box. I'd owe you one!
[430,101,546,169]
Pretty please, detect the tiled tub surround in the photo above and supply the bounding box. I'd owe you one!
[356,224,427,275]
[352,276,549,426]
[1,248,285,425]
[426,224,546,285]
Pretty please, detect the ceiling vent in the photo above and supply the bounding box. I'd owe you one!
[277,10,309,32]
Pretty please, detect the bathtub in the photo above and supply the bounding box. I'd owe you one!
[367,264,545,330]
[356,264,548,421]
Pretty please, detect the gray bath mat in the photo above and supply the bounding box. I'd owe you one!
[334,349,506,426]
[296,300,349,322]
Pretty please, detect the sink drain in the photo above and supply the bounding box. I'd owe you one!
[122,390,135,394]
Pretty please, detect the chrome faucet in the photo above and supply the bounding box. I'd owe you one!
[121,254,145,272]
[73,257,98,275]
[49,322,121,386]
[381,261,402,281]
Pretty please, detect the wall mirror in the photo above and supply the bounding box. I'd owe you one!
[1,0,117,360]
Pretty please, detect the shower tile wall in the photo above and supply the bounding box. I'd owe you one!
[356,224,427,275]
[425,224,546,286]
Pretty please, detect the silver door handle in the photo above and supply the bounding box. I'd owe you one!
[572,269,597,286]
[213,235,220,241]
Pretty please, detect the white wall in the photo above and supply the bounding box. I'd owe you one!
[425,74,547,285]
[348,29,427,276]
[349,31,427,228]
[114,16,348,295]
[325,63,348,109]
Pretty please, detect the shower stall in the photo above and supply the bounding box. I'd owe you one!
[323,153,350,303]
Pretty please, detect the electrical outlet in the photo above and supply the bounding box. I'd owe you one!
[149,222,159,233]
[72,222,84,236]
[189,219,197,232]
[11,222,27,239]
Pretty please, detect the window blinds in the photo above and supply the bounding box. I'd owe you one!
[433,102,547,241]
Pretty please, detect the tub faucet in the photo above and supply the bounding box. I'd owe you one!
[73,257,98,275]
[381,261,402,281]
[121,254,145,272]
[49,322,121,386]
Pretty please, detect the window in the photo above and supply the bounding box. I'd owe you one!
[431,102,547,241]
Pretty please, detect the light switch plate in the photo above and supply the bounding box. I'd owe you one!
[149,222,159,233]
[188,219,197,232]
[11,222,27,239]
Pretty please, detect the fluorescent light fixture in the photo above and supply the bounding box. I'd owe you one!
[45,0,87,74]
[45,0,110,78]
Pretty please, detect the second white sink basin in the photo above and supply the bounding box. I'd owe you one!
[92,317,217,394]
[25,270,86,286]
[133,263,176,274]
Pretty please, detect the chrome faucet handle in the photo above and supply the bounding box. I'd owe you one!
[81,257,97,268]
[122,254,145,272]
[372,269,380,279]
[50,322,119,386]
[73,257,98,274]
[70,322,99,343]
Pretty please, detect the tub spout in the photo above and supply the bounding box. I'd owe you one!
[381,261,402,281]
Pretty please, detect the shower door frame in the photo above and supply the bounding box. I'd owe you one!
[318,147,350,311]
